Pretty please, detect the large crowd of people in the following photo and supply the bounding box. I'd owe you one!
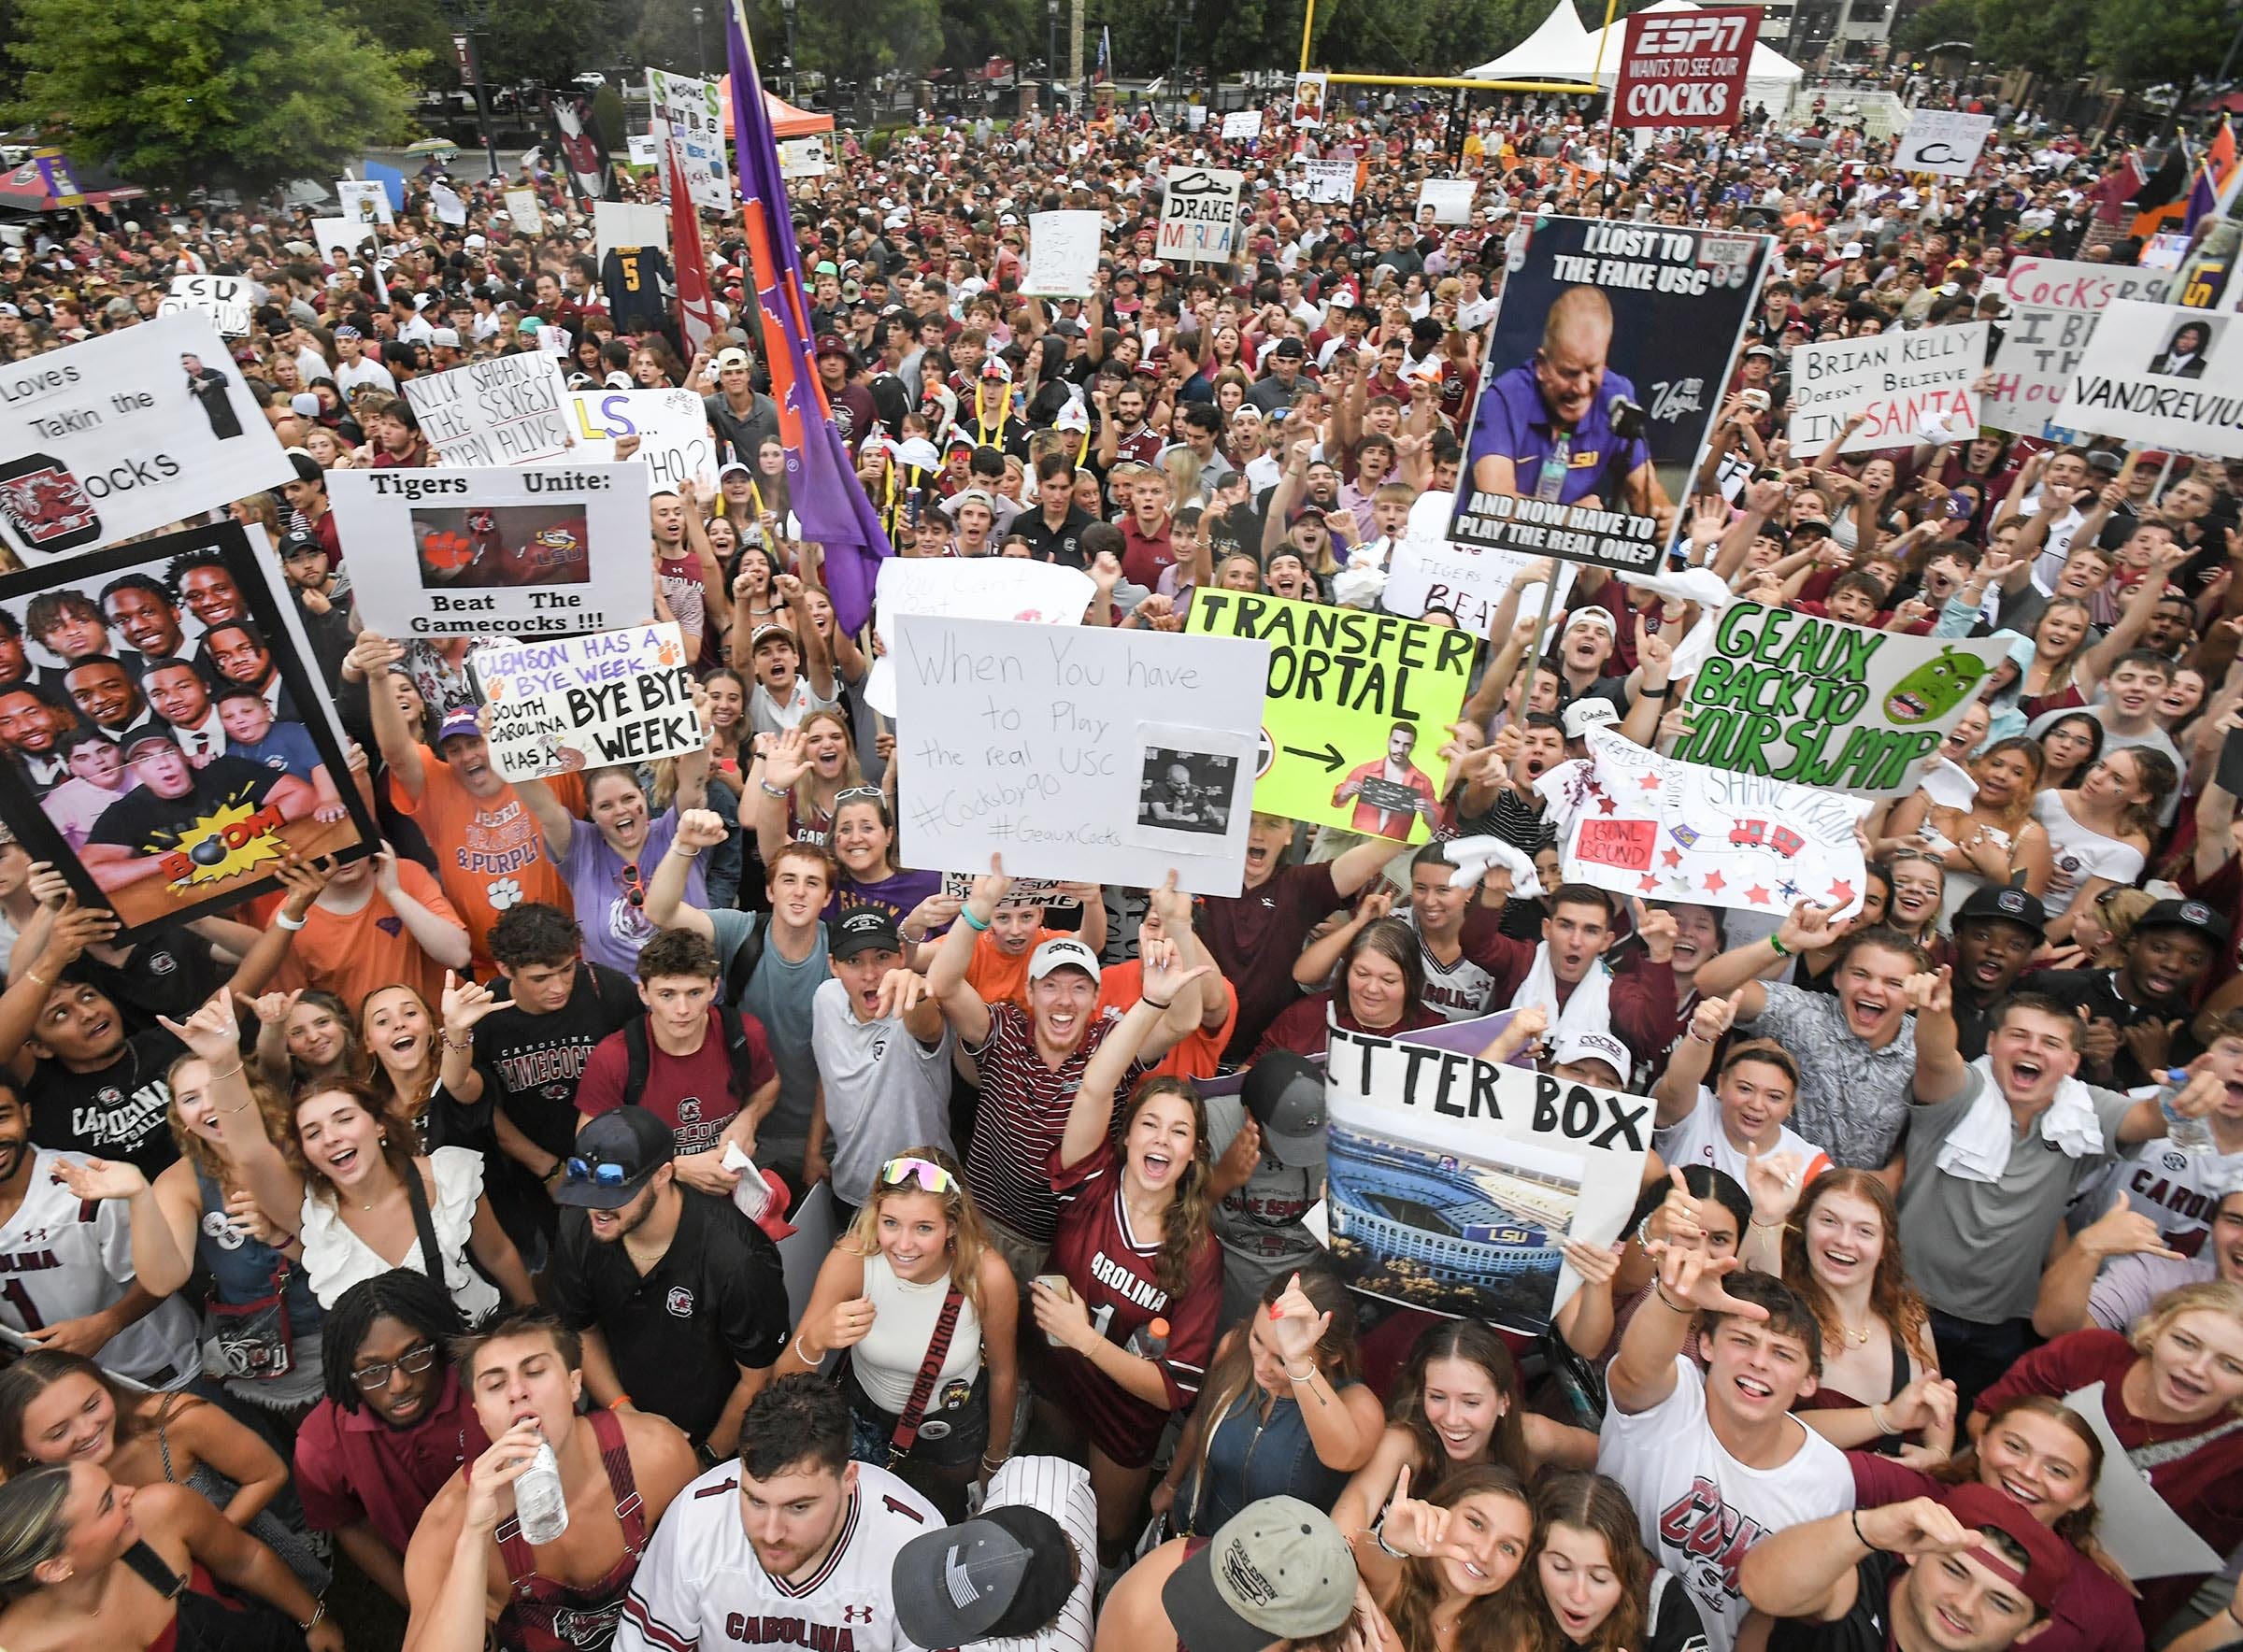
[0,70,2236,1652]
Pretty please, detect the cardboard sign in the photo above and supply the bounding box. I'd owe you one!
[1786,322,1988,453]
[1450,217,1770,574]
[561,388,719,492]
[777,136,830,178]
[427,182,467,226]
[594,199,670,259]
[1893,109,1996,178]
[1021,211,1103,297]
[337,178,393,224]
[1186,588,1475,844]
[890,615,1267,896]
[1322,1022,1649,1333]
[1298,160,1357,205]
[940,872,1079,910]
[1384,491,1577,636]
[0,312,294,564]
[406,353,574,466]
[1982,259,2173,434]
[328,463,654,639]
[1159,166,1244,265]
[626,135,661,167]
[158,275,252,337]
[0,523,374,933]
[1416,178,1477,225]
[648,69,731,213]
[1670,601,2011,796]
[473,622,698,779]
[311,216,378,269]
[1293,73,1327,129]
[864,554,1095,716]
[503,188,545,235]
[2056,301,2243,458]
[1538,728,1871,919]
[1611,6,1761,127]
[1221,110,1264,141]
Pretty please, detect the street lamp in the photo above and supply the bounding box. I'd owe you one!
[1047,0,1060,113]
[692,5,706,78]
[780,0,798,100]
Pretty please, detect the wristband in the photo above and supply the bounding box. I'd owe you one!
[1869,1401,1893,1435]
[1652,1281,1691,1315]
[1142,995,1175,1011]
[961,908,992,932]
[1851,1507,1879,1552]
[758,778,790,798]
[1639,682,1675,700]
[1371,1517,1408,1560]
[276,912,307,932]
[1766,932,1791,958]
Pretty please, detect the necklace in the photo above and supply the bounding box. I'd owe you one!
[1839,1318,1873,1346]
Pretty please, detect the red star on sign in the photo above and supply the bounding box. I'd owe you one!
[1638,874,1659,891]
[1661,847,1683,868]
[1746,884,1772,905]
[1637,772,1661,790]
[1703,871,1726,893]
[1597,795,1618,815]
[1827,879,1855,905]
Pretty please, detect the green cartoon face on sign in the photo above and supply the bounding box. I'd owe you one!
[1883,647,1989,725]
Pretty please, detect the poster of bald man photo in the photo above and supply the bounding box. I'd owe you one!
[1447,216,1771,573]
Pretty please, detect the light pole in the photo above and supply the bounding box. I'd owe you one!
[692,4,707,78]
[780,0,798,100]
[445,0,505,181]
[1047,0,1060,113]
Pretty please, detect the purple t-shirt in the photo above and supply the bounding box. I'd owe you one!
[564,807,706,973]
[1464,362,1650,505]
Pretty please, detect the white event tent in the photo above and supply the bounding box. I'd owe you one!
[1468,0,1804,117]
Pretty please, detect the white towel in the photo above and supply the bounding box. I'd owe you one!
[1443,834,1541,898]
[1618,565,1735,679]
[1934,1056,2107,1184]
[1508,943,1615,1048]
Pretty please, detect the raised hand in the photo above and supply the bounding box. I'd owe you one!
[676,807,729,852]
[968,854,1014,916]
[1139,935,1214,1007]
[1558,1237,1623,1289]
[1652,1239,1769,1319]
[25,861,69,910]
[1776,898,1851,956]
[763,726,810,791]
[1266,1273,1331,1369]
[1380,1465,1476,1563]
[1216,1115,1263,1185]
[53,1157,149,1203]
[157,990,242,1064]
[1743,1145,1806,1229]
[1633,896,1679,964]
[1690,991,1741,1044]
[873,968,930,1019]
[1901,964,1952,1018]
[1855,1496,1976,1561]
[440,970,499,1038]
[250,988,303,1028]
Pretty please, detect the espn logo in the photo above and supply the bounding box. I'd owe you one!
[1634,15,1749,52]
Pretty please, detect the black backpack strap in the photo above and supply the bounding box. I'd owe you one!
[621,1016,651,1113]
[716,1007,764,1108]
[721,915,766,1007]
[403,1160,446,1287]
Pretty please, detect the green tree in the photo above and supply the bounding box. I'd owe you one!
[1892,0,1976,51]
[2089,0,2230,91]
[348,0,452,90]
[779,0,941,91]
[1975,0,2093,80]
[6,0,415,196]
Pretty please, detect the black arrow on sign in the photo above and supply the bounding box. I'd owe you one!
[1283,742,1346,773]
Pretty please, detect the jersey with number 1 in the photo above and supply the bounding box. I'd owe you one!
[617,1460,940,1652]
[0,1148,199,1386]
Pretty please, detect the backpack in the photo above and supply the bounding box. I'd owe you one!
[617,918,766,1113]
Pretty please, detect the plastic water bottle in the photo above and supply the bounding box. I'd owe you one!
[513,1434,569,1545]
[1125,1317,1172,1361]
[2158,1068,2216,1154]
[1536,432,1571,503]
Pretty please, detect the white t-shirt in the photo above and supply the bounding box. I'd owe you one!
[0,1148,199,1388]
[749,676,839,739]
[616,1459,942,1652]
[1652,1089,1834,1189]
[1596,1356,1851,1652]
[333,356,397,398]
[2033,790,2146,914]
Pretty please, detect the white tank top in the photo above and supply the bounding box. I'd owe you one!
[851,1250,984,1414]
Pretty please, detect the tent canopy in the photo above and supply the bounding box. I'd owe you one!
[718,80,835,140]
[1467,0,1803,107]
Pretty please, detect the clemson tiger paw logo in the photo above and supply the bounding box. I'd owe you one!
[485,677,507,701]
[656,641,681,667]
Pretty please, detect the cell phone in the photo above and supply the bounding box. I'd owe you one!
[1033,1274,1076,1347]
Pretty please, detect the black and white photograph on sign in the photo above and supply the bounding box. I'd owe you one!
[2150,315,2222,377]
[412,504,592,590]
[1136,744,1239,838]
[1447,216,1769,576]
[0,524,373,935]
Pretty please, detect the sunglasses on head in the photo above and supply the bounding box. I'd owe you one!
[834,786,885,806]
[879,1155,955,1193]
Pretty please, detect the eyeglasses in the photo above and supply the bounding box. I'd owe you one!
[619,862,646,909]
[351,1343,439,1390]
[879,1156,956,1193]
[565,1157,631,1187]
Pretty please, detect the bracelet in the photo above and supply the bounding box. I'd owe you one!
[1142,995,1175,1011]
[1371,1517,1408,1560]
[1639,682,1675,700]
[758,779,790,798]
[22,971,50,989]
[1766,932,1792,958]
[609,1394,632,1411]
[275,912,307,932]
[670,843,703,859]
[1285,1362,1318,1384]
[2224,1602,2243,1631]
[1686,1029,1716,1044]
[208,1062,245,1082]
[1652,1281,1692,1315]
[961,908,992,932]
[439,1032,472,1052]
[1869,1401,1893,1435]
[982,1453,1008,1471]
[899,927,924,946]
[300,1601,327,1634]
[1851,1507,1879,1553]
[791,1337,824,1366]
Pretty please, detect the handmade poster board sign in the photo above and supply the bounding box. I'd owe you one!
[405,353,574,467]
[1982,260,2172,435]
[472,623,699,780]
[1159,166,1244,264]
[1786,324,1988,453]
[0,522,374,933]
[2056,301,2243,458]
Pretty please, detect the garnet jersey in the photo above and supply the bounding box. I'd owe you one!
[617,1460,941,1652]
[0,1148,199,1387]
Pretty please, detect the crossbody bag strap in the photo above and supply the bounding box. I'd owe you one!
[403,1161,446,1288]
[890,1285,966,1460]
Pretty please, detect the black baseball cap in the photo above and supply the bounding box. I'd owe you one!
[1955,884,2047,937]
[829,908,904,961]
[1242,1051,1327,1168]
[2136,897,2231,948]
[278,530,325,561]
[553,1108,674,1209]
[891,1502,1079,1646]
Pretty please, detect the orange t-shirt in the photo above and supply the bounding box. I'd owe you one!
[292,859,465,1012]
[1095,960,1237,1083]
[963,925,1069,1012]
[389,752,579,974]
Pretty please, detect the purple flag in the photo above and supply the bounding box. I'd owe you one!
[725,3,893,636]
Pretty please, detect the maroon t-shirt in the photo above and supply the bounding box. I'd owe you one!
[1198,862,1343,1061]
[293,1366,490,1556]
[575,1008,776,1159]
